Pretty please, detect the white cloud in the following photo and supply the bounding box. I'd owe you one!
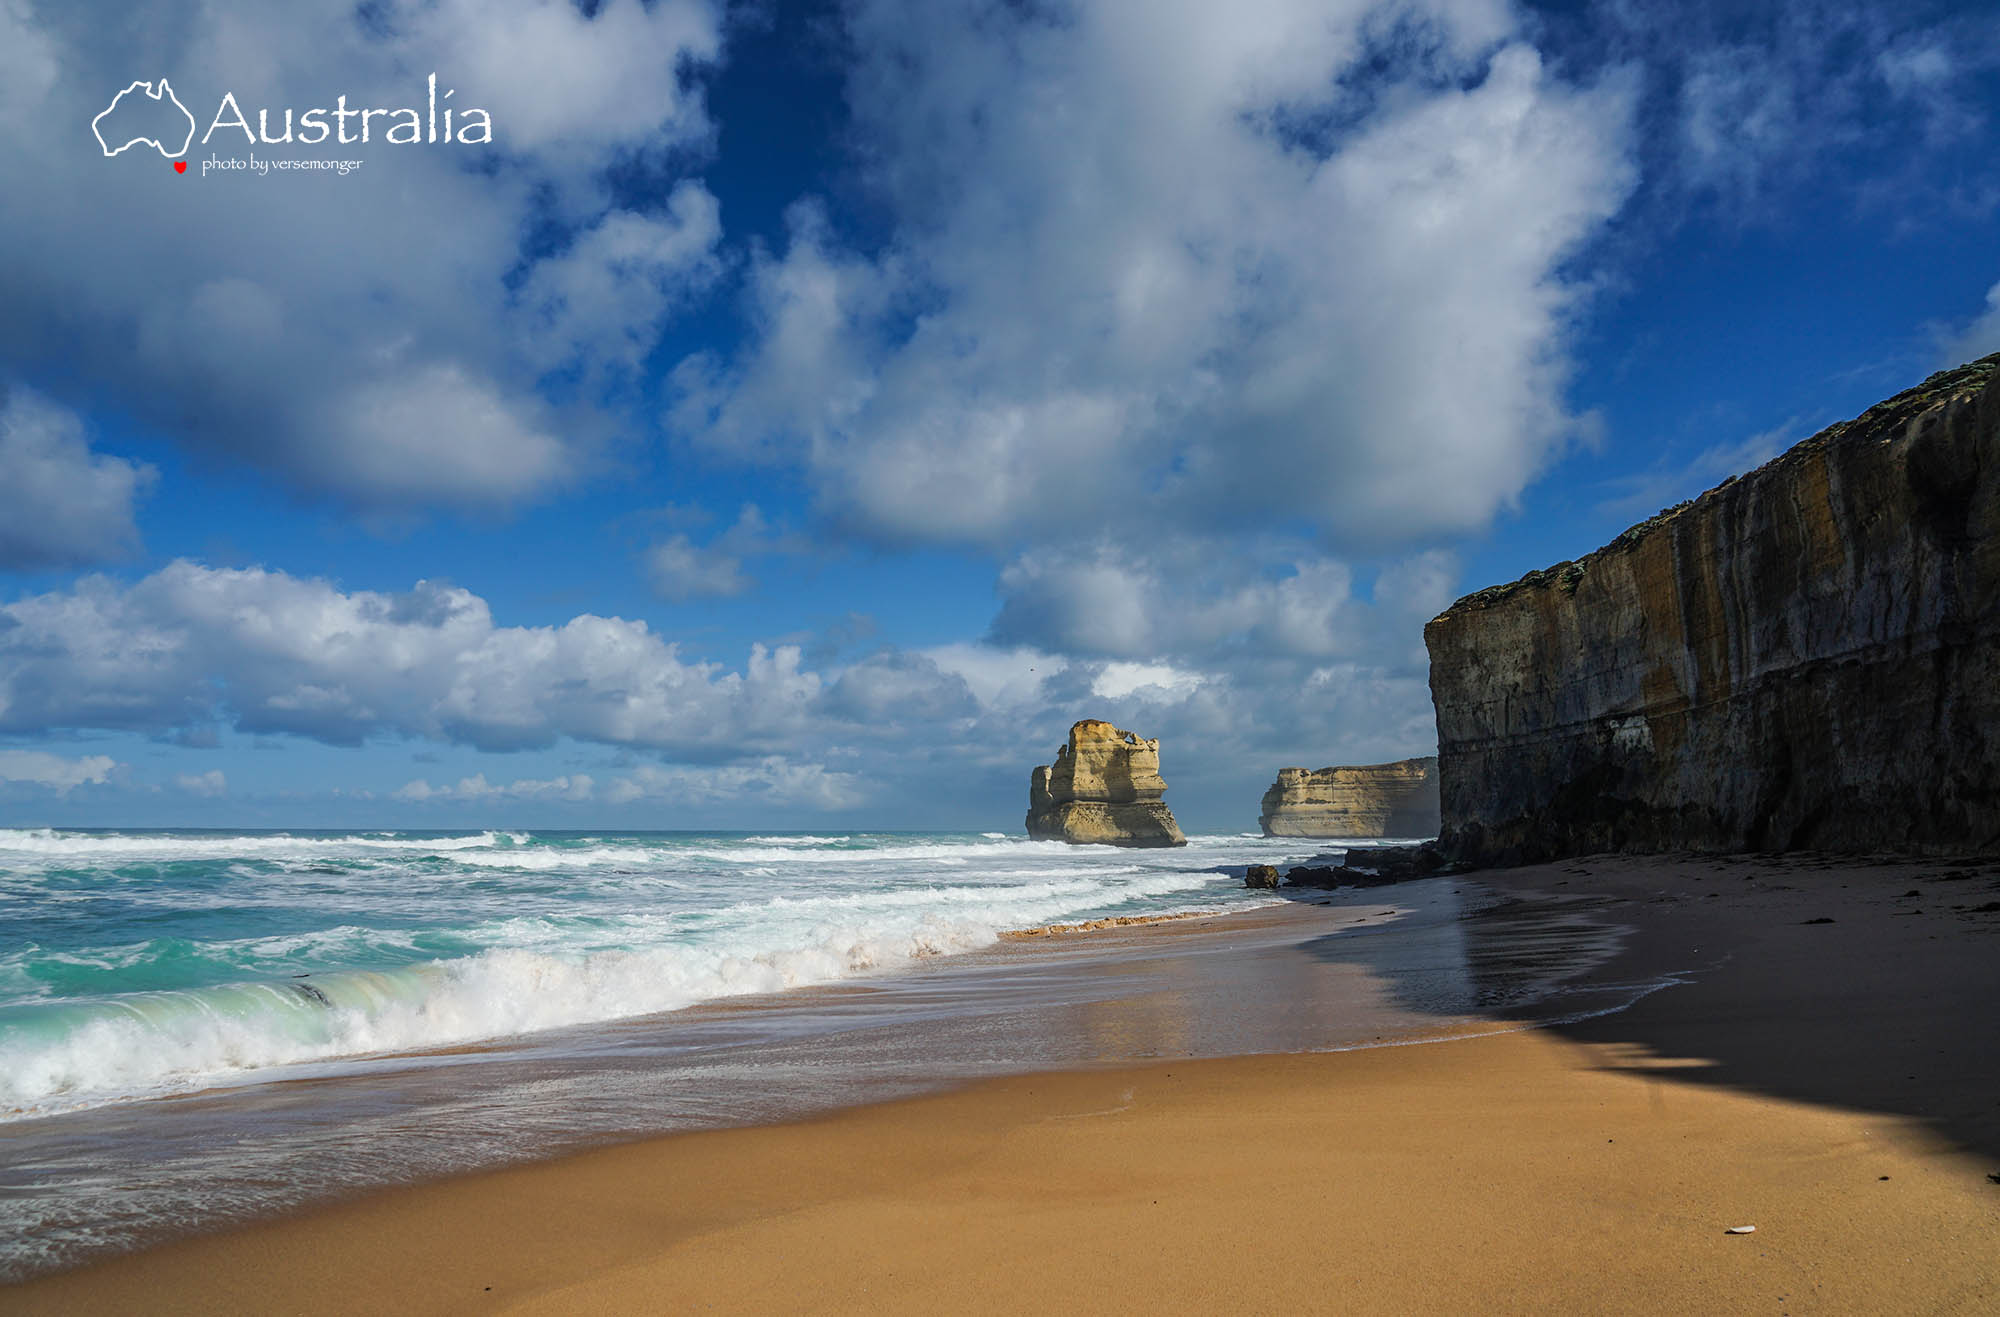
[174,768,227,796]
[990,541,1447,665]
[644,534,753,601]
[1593,4,2000,213]
[411,0,719,155]
[1942,280,2000,368]
[1875,37,1968,137]
[6,1,1626,823]
[396,772,593,803]
[643,503,805,602]
[1872,29,1991,147]
[672,1,1636,551]
[0,561,820,754]
[1091,662,1203,701]
[917,643,1065,710]
[0,0,722,512]
[822,651,978,724]
[0,389,154,569]
[603,758,866,810]
[1677,45,1812,201]
[0,556,1453,823]
[1372,550,1461,620]
[0,749,120,792]
[312,364,573,508]
[990,549,1163,658]
[518,185,724,377]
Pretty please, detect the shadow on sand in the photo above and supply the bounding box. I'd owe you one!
[1260,855,2000,1168]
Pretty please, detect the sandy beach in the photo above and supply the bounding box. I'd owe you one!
[10,852,2000,1315]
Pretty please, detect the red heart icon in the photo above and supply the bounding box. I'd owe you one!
[174,161,187,174]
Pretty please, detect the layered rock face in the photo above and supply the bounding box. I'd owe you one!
[1258,759,1440,838]
[1426,355,2000,864]
[1026,720,1188,847]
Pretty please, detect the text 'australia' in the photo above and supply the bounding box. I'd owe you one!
[203,74,490,147]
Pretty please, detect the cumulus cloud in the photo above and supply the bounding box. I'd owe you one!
[643,504,803,602]
[989,540,1449,667]
[672,0,1636,551]
[0,749,120,793]
[0,561,1065,761]
[961,534,1461,786]
[174,769,227,796]
[940,642,1441,805]
[0,388,154,569]
[0,557,1453,824]
[518,184,725,378]
[915,643,1061,712]
[410,0,719,156]
[643,0,1629,802]
[0,0,722,512]
[9,1,1695,820]
[0,561,821,754]
[1091,662,1204,701]
[821,651,978,724]
[645,534,754,601]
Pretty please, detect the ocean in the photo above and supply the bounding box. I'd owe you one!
[0,827,1646,1280]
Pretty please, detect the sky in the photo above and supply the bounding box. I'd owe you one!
[1,0,1997,832]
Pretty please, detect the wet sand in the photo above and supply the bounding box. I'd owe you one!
[0,885,1521,1280]
[11,853,2000,1314]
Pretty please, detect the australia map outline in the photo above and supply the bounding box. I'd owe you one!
[93,79,196,158]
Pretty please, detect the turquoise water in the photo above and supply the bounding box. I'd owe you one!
[0,827,1345,1119]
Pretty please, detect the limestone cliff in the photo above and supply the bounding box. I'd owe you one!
[1426,354,2000,864]
[1258,759,1440,838]
[1026,719,1188,847]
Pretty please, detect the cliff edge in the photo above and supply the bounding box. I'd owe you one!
[1258,759,1440,838]
[1426,354,2000,864]
[1026,719,1188,847]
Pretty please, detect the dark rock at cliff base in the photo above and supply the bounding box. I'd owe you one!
[1284,864,1391,889]
[1345,845,1452,880]
[1026,719,1188,847]
[1258,758,1440,838]
[1273,844,1452,890]
[1426,353,2000,866]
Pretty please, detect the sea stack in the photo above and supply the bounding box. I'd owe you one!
[1258,758,1440,838]
[1425,354,2000,865]
[1026,719,1188,847]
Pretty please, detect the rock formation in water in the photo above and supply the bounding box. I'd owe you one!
[1258,759,1440,838]
[1026,719,1188,847]
[1426,354,2000,865]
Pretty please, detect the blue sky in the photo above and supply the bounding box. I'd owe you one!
[1,0,1997,831]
